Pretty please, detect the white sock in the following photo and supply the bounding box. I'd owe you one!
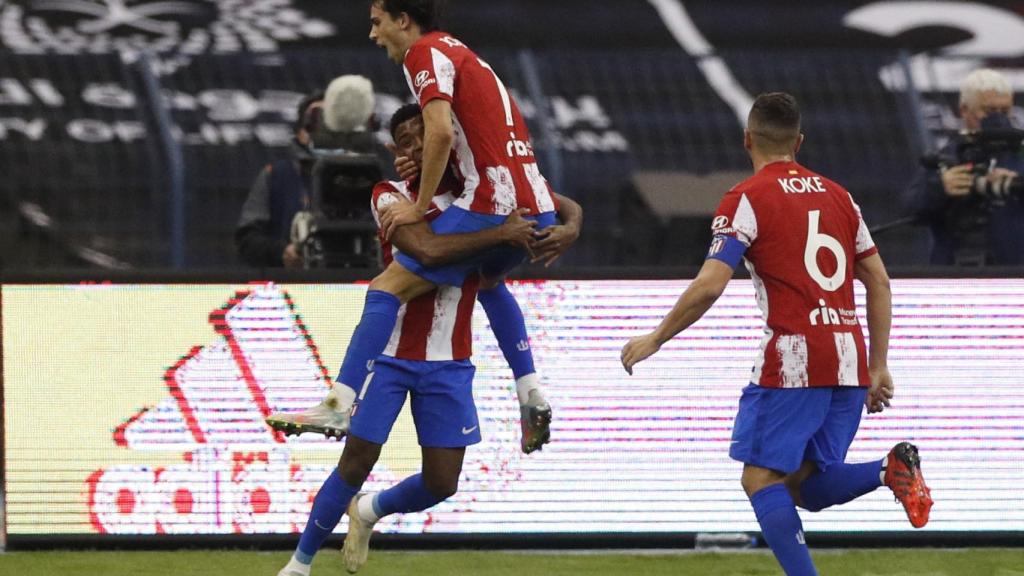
[283,554,311,575]
[358,493,381,524]
[879,468,887,485]
[516,373,543,405]
[330,383,357,412]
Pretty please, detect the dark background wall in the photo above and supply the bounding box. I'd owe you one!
[2,0,1022,271]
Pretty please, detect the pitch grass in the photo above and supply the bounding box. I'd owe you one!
[2,549,1024,576]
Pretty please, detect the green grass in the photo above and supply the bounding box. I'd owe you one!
[1,549,1023,576]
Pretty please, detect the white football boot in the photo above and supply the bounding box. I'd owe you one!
[341,494,377,574]
[266,389,351,440]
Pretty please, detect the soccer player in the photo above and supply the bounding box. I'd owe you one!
[620,93,933,576]
[275,104,581,576]
[268,0,564,453]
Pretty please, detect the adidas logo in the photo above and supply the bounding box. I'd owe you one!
[89,285,339,535]
[516,339,530,352]
[113,284,334,450]
[84,283,524,536]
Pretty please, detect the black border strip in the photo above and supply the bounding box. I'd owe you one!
[5,531,1023,551]
[0,284,6,553]
[0,265,1023,284]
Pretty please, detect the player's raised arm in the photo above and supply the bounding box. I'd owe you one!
[855,252,894,413]
[620,258,735,374]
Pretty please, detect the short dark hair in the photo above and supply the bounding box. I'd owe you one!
[295,90,325,134]
[374,0,447,32]
[747,92,801,152]
[389,103,423,140]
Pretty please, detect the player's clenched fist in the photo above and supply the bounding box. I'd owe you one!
[866,366,894,414]
[621,333,662,375]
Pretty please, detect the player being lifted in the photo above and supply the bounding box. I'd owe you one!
[276,104,581,576]
[621,93,933,576]
[268,0,565,455]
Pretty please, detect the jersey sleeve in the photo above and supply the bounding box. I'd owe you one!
[849,193,878,261]
[371,182,402,228]
[404,42,456,107]
[706,190,757,268]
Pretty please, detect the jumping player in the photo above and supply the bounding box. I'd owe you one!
[620,93,933,576]
[268,0,564,454]
[275,104,581,576]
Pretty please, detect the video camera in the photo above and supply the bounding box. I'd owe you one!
[306,146,382,269]
[922,113,1024,202]
[289,75,387,269]
[292,130,384,269]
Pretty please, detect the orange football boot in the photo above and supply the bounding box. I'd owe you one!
[884,442,933,528]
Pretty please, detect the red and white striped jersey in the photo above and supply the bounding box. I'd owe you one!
[371,179,480,361]
[712,161,878,389]
[403,31,557,217]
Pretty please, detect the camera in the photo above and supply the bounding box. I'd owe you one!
[304,149,383,269]
[922,113,1024,202]
[291,130,384,269]
[288,76,387,269]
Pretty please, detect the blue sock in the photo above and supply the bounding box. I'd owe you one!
[799,460,884,512]
[374,474,446,517]
[295,469,360,564]
[336,290,401,389]
[751,484,818,576]
[477,283,535,379]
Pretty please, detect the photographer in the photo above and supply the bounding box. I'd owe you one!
[235,91,323,268]
[904,68,1024,266]
[236,76,388,269]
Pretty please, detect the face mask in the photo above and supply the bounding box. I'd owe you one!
[980,112,1013,131]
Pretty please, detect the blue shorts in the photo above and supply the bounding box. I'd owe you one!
[348,356,480,448]
[729,384,868,474]
[395,206,558,286]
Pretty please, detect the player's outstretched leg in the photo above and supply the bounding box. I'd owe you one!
[883,442,933,528]
[477,282,552,453]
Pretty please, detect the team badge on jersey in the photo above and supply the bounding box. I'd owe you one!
[708,235,727,258]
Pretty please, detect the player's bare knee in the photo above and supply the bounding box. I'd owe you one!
[783,461,818,508]
[741,465,785,498]
[422,473,459,500]
[784,475,808,509]
[338,439,382,487]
